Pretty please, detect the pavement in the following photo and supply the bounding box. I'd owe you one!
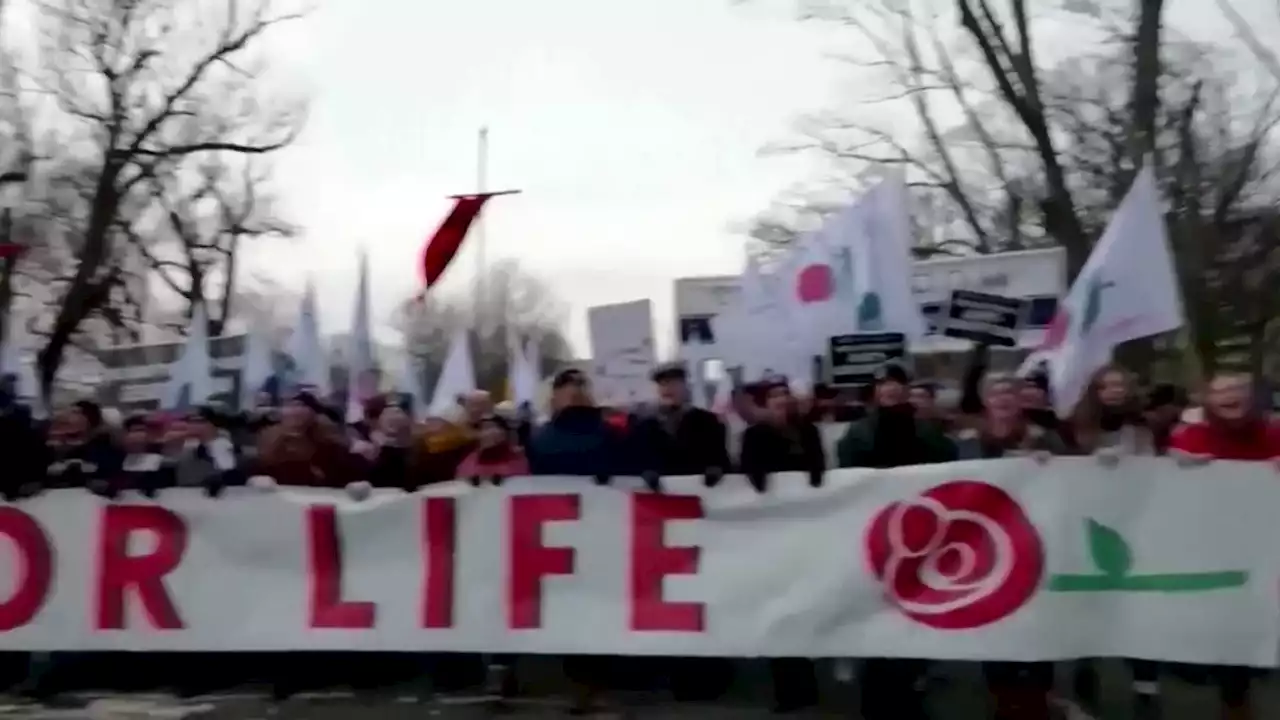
[0,659,1277,719]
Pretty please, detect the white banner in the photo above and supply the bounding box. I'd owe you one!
[1,458,1278,666]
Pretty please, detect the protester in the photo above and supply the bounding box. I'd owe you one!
[629,362,730,491]
[1168,372,1280,720]
[1143,382,1188,453]
[0,373,41,499]
[456,413,529,483]
[1067,364,1154,457]
[736,376,823,713]
[527,368,631,479]
[525,368,631,715]
[957,375,1062,720]
[253,391,366,488]
[112,415,171,498]
[358,397,419,489]
[42,401,121,493]
[170,406,242,495]
[412,410,477,486]
[836,363,954,720]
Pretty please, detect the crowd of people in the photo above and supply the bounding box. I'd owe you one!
[0,343,1278,720]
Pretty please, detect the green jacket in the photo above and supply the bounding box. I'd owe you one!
[835,413,957,468]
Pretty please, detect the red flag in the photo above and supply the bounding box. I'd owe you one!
[420,194,494,288]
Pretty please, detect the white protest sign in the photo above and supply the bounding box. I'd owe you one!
[587,300,657,406]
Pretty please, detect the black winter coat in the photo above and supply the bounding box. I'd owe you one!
[629,406,731,476]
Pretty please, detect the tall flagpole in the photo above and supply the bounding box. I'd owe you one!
[474,126,490,337]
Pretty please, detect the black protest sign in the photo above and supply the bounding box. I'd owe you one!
[827,333,907,387]
[942,290,1027,347]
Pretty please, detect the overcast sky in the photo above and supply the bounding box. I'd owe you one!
[246,0,846,356]
[251,0,1279,356]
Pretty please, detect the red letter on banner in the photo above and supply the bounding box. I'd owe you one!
[95,505,187,630]
[421,497,456,628]
[630,494,704,632]
[306,505,375,629]
[508,494,579,630]
[0,507,52,630]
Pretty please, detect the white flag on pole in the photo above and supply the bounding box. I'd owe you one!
[847,171,930,343]
[1042,166,1184,416]
[161,302,214,410]
[345,251,377,423]
[288,281,330,397]
[428,326,476,418]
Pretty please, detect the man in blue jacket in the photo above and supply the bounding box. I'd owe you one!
[527,368,632,479]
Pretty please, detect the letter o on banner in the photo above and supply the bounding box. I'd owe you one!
[0,507,53,630]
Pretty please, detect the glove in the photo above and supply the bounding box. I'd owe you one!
[248,475,278,492]
[469,476,482,487]
[18,482,41,499]
[139,483,160,500]
[640,470,663,493]
[1095,447,1121,468]
[808,468,824,488]
[593,474,611,486]
[1030,450,1053,465]
[87,479,118,500]
[703,466,724,488]
[1170,450,1212,468]
[203,475,226,499]
[344,481,372,502]
[487,475,505,487]
[746,471,768,494]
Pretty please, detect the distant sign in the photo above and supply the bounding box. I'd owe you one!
[828,332,907,387]
[942,290,1027,347]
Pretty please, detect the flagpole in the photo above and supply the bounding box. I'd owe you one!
[474,126,489,334]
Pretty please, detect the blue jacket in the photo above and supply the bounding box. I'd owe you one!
[527,406,632,478]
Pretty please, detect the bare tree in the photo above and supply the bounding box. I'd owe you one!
[398,260,572,397]
[24,0,307,399]
[124,156,296,336]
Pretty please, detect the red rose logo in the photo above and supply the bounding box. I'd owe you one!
[796,264,834,304]
[865,481,1043,630]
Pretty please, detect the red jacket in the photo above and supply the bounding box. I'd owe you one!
[456,447,530,479]
[1168,418,1280,460]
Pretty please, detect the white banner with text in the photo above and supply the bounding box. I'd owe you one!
[1,458,1279,666]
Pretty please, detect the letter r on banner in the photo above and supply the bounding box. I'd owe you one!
[95,505,187,630]
[509,494,579,630]
[307,505,376,629]
[0,507,52,630]
[630,495,705,632]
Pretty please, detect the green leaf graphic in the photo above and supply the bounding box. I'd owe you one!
[1087,519,1132,577]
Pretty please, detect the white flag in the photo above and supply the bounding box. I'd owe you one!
[345,251,377,423]
[509,335,540,409]
[239,322,274,410]
[288,281,330,396]
[428,326,476,418]
[161,302,214,409]
[1044,166,1184,416]
[847,171,930,343]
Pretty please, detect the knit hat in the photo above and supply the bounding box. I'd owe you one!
[73,399,103,428]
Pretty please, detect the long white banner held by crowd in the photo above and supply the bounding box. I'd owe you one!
[2,458,1279,666]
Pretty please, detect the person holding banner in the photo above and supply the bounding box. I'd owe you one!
[737,376,824,713]
[629,362,730,492]
[835,363,955,720]
[41,400,121,494]
[252,391,367,489]
[1166,372,1280,720]
[953,376,1063,720]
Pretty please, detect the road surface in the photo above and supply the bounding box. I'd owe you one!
[1,659,1276,719]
